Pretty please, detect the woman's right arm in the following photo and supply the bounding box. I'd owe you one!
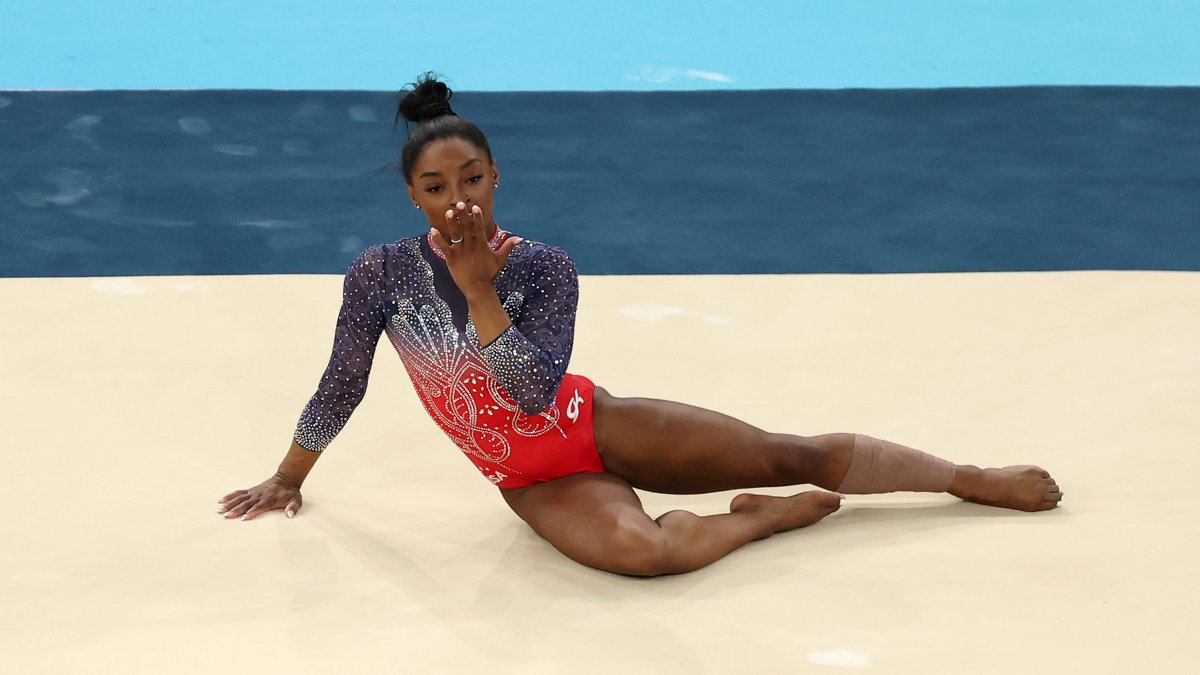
[217,246,388,521]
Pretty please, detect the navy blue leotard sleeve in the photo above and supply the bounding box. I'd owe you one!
[293,246,387,451]
[477,243,579,416]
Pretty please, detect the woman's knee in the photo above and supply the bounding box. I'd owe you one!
[596,518,676,577]
[759,432,853,485]
[777,432,856,487]
[753,432,815,481]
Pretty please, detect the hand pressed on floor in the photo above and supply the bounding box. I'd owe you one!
[217,474,303,521]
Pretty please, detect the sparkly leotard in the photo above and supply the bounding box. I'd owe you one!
[293,229,606,488]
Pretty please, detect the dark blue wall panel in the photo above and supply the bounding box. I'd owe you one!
[1,87,1197,277]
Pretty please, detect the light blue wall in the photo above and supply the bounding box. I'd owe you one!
[2,0,1198,90]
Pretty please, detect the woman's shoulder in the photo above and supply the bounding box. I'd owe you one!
[502,236,578,292]
[509,235,576,270]
[349,236,423,267]
[342,237,425,291]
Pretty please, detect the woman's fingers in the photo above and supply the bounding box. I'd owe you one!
[219,489,247,504]
[440,202,487,251]
[240,499,274,521]
[223,496,258,518]
[219,492,252,514]
[468,204,487,241]
[455,201,481,244]
[218,479,301,521]
[442,206,467,247]
[430,226,452,251]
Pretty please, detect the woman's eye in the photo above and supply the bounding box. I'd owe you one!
[425,186,442,193]
[467,175,484,183]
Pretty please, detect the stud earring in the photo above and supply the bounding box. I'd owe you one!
[413,203,421,209]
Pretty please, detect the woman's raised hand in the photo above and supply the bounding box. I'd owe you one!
[431,202,522,296]
[217,473,303,521]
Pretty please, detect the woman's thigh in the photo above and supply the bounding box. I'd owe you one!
[500,472,667,576]
[591,387,850,494]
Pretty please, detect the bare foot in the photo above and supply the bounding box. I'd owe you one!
[729,490,843,539]
[949,465,1063,512]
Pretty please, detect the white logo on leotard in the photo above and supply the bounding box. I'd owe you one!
[566,389,585,423]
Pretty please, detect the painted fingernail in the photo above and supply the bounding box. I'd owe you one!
[217,509,225,514]
[240,514,248,521]
[286,510,294,518]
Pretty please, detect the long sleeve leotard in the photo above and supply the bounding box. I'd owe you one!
[292,229,603,487]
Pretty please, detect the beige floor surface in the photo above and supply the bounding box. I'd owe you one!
[1,270,1197,674]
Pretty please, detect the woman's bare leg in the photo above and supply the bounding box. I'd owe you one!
[591,388,1063,512]
[500,472,842,576]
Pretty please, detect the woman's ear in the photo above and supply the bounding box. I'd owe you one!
[491,164,501,188]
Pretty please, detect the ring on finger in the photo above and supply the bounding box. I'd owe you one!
[450,236,464,244]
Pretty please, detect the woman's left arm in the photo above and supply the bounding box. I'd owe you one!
[473,245,579,415]
[436,202,578,415]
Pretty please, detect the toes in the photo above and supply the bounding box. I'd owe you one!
[1043,491,1064,508]
[809,491,842,511]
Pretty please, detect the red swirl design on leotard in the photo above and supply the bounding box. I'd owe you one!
[387,299,565,470]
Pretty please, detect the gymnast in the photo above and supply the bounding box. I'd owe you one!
[218,74,1063,576]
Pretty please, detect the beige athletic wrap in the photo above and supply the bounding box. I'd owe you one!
[836,434,956,494]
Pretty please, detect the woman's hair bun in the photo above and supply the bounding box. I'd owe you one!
[394,71,493,182]
[396,72,456,125]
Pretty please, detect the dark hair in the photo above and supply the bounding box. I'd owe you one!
[395,72,493,184]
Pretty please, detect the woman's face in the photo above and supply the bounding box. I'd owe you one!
[407,136,500,237]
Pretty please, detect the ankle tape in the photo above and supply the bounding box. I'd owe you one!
[836,434,956,494]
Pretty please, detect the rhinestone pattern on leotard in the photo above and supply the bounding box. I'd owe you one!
[292,232,580,467]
